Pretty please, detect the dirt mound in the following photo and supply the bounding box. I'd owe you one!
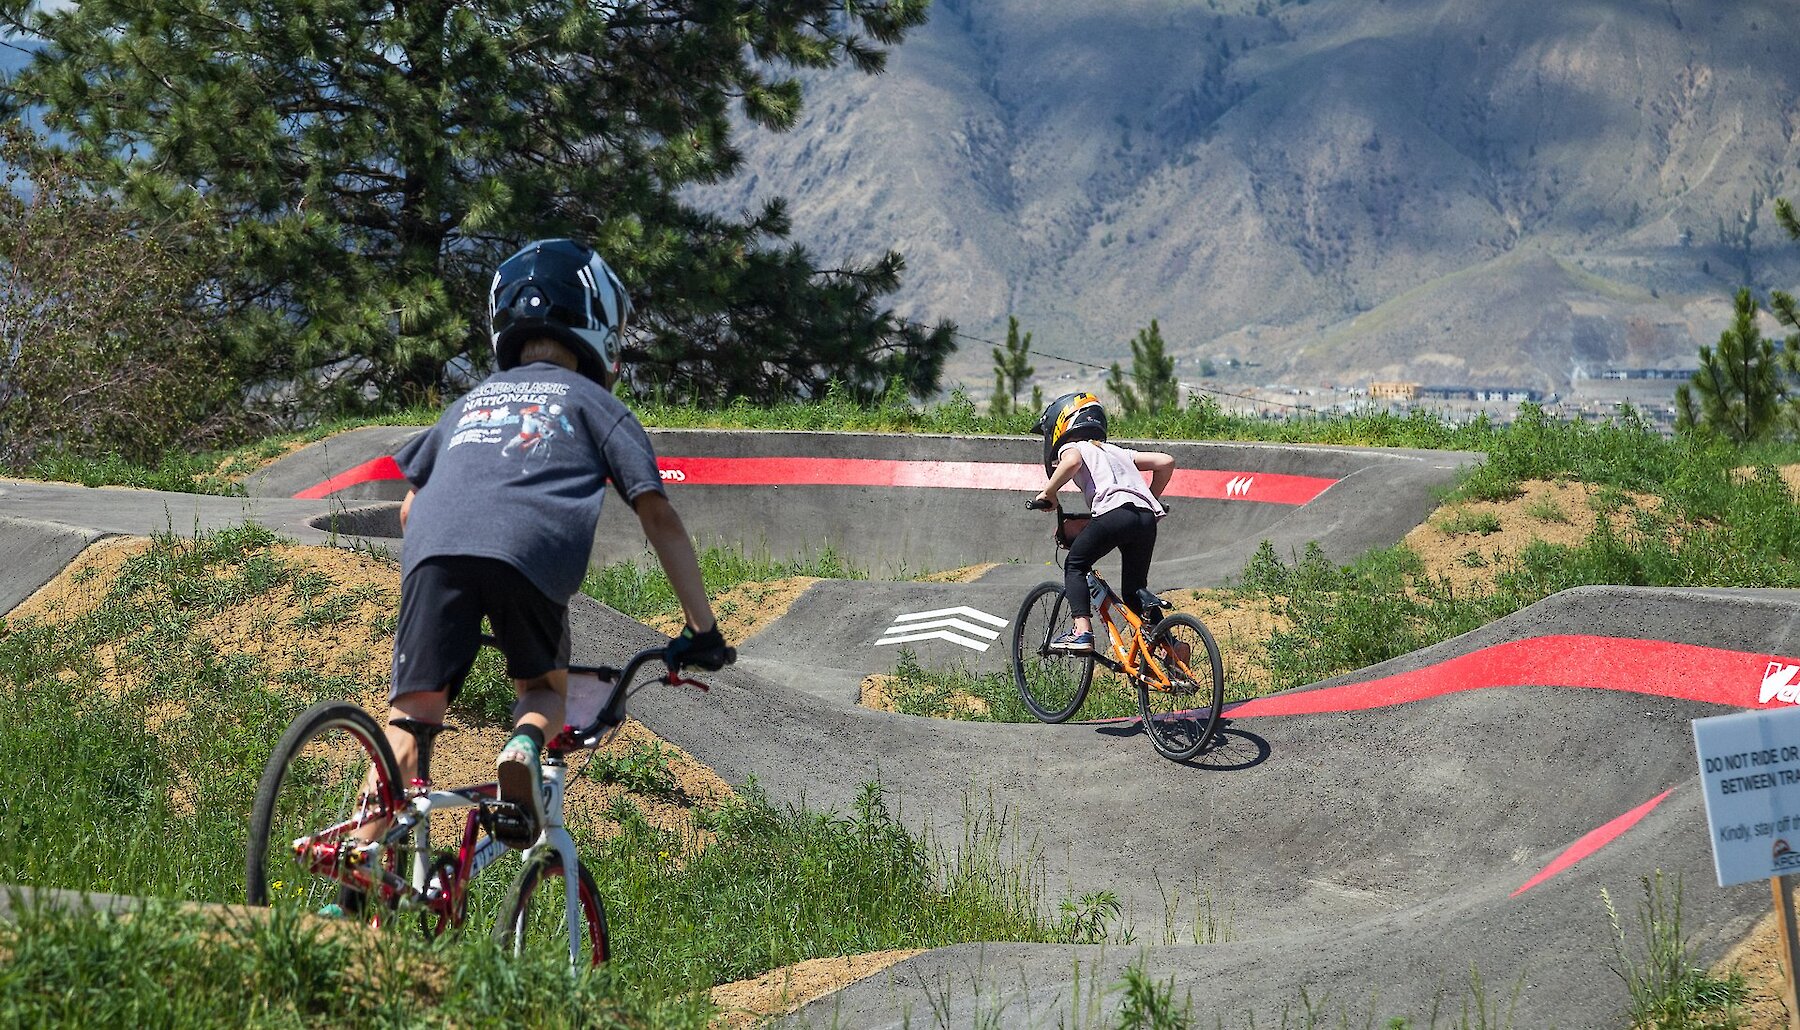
[709,949,923,1028]
[11,535,731,845]
[1402,478,1661,591]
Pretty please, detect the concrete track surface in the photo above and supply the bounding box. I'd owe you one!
[4,430,1789,1027]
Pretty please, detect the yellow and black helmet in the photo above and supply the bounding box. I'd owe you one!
[1031,392,1107,473]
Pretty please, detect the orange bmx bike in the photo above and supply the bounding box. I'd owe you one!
[1012,501,1225,761]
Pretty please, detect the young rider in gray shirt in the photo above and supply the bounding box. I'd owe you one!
[378,239,730,860]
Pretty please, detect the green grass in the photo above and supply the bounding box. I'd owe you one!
[877,647,1143,724]
[0,898,710,1029]
[580,542,864,624]
[1522,494,1569,524]
[1435,508,1503,536]
[0,524,1109,1018]
[6,407,441,495]
[1605,873,1748,1030]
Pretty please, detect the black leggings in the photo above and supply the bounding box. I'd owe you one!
[1064,505,1158,619]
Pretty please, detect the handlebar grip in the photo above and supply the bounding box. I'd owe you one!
[1025,498,1054,511]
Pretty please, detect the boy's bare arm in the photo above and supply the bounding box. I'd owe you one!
[1033,448,1086,508]
[400,489,415,531]
[631,491,718,632]
[1135,451,1176,498]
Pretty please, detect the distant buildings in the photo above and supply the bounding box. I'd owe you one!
[1367,380,1542,404]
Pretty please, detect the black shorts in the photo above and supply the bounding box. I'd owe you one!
[389,556,571,702]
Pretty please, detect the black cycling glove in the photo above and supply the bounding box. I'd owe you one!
[663,624,734,671]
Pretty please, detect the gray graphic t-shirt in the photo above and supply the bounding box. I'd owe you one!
[392,362,664,601]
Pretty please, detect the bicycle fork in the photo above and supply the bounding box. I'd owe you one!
[500,756,587,969]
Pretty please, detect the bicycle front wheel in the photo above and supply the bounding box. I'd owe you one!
[1138,614,1226,762]
[247,700,404,920]
[494,847,609,968]
[1011,581,1095,723]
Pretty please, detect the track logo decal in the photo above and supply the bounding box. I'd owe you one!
[1776,838,1800,874]
[659,468,687,482]
[1225,476,1254,498]
[1761,662,1800,706]
[875,606,1008,652]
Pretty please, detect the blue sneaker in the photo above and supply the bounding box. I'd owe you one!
[1049,629,1095,654]
[315,903,346,919]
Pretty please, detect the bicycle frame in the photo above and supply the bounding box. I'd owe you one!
[265,642,732,971]
[1087,576,1177,689]
[293,754,590,964]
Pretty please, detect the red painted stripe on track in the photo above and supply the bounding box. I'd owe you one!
[1078,634,1798,727]
[292,455,403,500]
[1510,789,1675,897]
[1225,635,1798,717]
[295,454,1340,504]
[656,457,1338,504]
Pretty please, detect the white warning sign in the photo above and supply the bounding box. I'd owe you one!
[1694,705,1800,886]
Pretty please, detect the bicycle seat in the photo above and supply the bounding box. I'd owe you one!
[1136,589,1173,617]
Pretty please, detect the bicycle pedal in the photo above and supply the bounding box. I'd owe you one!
[483,802,537,848]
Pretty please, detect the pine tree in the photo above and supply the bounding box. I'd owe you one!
[1105,361,1140,417]
[1106,320,1180,417]
[1772,198,1800,383]
[1676,288,1784,442]
[0,0,949,413]
[989,315,1034,416]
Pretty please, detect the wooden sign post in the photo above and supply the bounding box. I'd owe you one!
[1694,707,1800,1030]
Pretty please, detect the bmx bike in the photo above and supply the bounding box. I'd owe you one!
[1012,501,1226,761]
[244,641,728,968]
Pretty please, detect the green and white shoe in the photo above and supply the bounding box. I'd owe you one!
[495,733,544,848]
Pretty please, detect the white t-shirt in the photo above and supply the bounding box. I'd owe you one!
[1059,440,1165,519]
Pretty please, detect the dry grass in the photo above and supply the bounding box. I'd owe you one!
[1401,478,1661,593]
[645,576,821,643]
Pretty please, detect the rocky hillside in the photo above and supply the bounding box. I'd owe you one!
[697,0,1800,394]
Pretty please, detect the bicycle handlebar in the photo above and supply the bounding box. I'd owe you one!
[1025,497,1055,511]
[558,644,733,749]
[478,634,735,750]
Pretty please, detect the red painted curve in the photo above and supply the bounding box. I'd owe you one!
[292,455,403,500]
[1511,789,1675,897]
[1087,635,1787,897]
[291,453,1338,505]
[1225,634,1796,716]
[1085,634,1798,728]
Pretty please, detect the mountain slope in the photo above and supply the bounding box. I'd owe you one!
[697,0,1800,392]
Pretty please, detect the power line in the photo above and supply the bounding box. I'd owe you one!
[917,320,1321,415]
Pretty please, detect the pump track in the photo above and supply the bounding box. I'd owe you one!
[2,427,1792,1027]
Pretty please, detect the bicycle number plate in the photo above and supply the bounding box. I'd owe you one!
[565,670,622,731]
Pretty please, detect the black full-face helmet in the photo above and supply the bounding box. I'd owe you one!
[1031,391,1108,473]
[489,238,633,388]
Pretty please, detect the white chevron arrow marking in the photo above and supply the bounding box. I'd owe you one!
[874,629,996,651]
[886,605,1008,628]
[876,617,1001,641]
[875,605,1009,652]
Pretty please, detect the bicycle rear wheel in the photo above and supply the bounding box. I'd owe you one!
[1138,614,1226,762]
[1011,581,1095,723]
[494,846,609,968]
[246,701,404,922]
